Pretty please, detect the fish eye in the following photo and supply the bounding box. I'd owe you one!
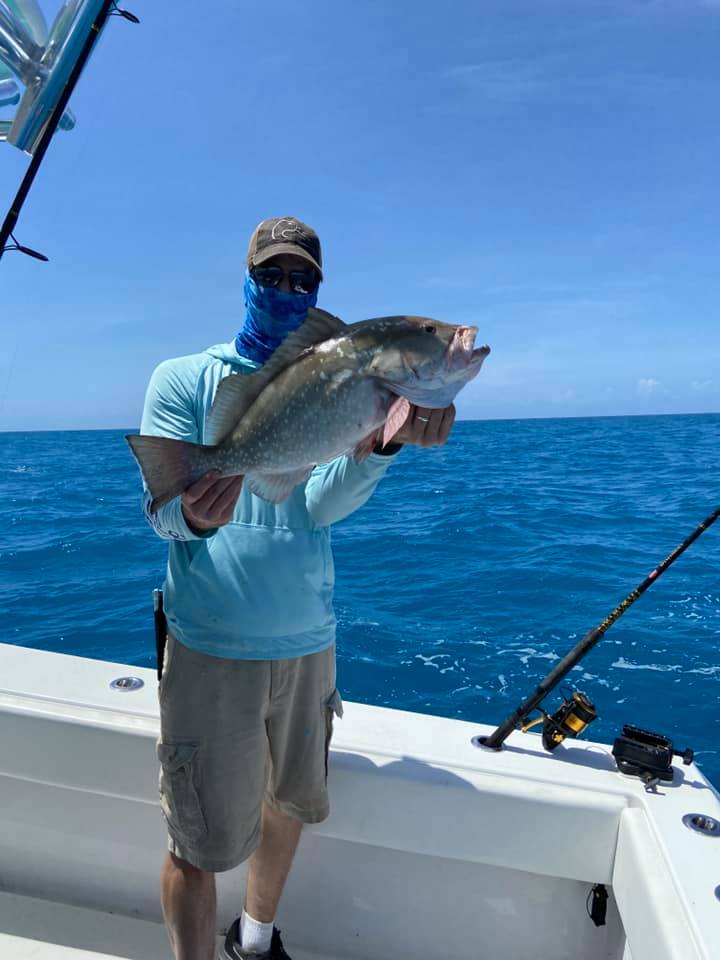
[423,324,436,334]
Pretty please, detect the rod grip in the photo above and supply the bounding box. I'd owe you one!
[153,588,167,682]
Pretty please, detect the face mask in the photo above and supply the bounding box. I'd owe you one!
[235,271,318,365]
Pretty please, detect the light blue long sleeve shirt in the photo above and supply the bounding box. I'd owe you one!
[139,339,398,659]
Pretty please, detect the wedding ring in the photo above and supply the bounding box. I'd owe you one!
[416,416,430,422]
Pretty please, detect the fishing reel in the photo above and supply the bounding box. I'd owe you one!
[522,689,598,752]
[612,724,694,788]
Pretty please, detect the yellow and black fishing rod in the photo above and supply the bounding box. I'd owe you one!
[475,503,720,752]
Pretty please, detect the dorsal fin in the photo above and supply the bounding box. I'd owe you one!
[205,374,260,446]
[206,308,347,446]
[269,307,346,362]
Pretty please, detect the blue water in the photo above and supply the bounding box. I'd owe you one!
[2,415,719,789]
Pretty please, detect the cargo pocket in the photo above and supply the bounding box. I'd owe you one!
[157,740,207,844]
[323,689,344,781]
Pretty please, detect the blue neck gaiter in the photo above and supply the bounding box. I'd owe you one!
[235,271,318,365]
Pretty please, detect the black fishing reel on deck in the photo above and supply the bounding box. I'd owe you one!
[612,724,694,787]
[522,689,598,752]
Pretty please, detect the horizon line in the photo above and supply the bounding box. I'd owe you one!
[2,409,719,435]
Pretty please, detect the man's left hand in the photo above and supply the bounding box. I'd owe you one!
[392,403,456,448]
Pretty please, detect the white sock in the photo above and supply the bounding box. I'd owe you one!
[240,909,274,955]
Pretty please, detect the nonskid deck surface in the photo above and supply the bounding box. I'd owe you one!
[0,892,334,960]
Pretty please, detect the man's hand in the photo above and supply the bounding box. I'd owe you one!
[392,403,456,448]
[181,471,244,533]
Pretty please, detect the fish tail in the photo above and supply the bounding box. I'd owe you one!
[125,435,212,512]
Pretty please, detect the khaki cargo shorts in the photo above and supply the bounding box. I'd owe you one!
[157,634,343,873]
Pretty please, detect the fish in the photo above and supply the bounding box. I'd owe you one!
[126,307,490,510]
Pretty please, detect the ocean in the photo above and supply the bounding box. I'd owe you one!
[2,414,719,789]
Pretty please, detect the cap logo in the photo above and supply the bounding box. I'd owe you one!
[271,218,305,242]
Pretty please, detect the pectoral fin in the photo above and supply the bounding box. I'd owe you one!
[382,396,410,447]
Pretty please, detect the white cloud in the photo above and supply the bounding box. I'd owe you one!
[444,61,539,107]
[440,57,686,113]
[690,379,714,391]
[637,378,661,396]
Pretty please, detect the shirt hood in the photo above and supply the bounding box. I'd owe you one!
[204,340,262,371]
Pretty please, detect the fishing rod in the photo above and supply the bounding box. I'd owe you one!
[0,1,138,264]
[475,503,720,753]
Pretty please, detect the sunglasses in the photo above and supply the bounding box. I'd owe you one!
[251,265,319,294]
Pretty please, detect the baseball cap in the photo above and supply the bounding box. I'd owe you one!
[246,216,323,279]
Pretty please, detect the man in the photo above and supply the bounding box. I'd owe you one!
[139,216,456,960]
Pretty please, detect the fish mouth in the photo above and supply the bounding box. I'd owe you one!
[447,325,490,370]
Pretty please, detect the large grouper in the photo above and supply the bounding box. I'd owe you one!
[127,308,490,509]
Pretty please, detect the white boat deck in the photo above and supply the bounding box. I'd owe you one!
[0,893,330,960]
[0,892,170,960]
[1,643,719,960]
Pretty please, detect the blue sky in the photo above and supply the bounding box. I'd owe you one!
[1,0,719,430]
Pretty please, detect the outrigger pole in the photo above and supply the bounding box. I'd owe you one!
[476,503,720,751]
[0,0,135,264]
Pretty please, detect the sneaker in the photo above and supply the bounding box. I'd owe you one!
[220,918,292,960]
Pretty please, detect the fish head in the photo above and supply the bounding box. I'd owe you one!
[359,316,490,408]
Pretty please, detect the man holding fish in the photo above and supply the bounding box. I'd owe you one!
[129,216,489,960]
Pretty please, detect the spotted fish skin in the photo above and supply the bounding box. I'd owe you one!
[223,349,390,472]
[126,309,490,509]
